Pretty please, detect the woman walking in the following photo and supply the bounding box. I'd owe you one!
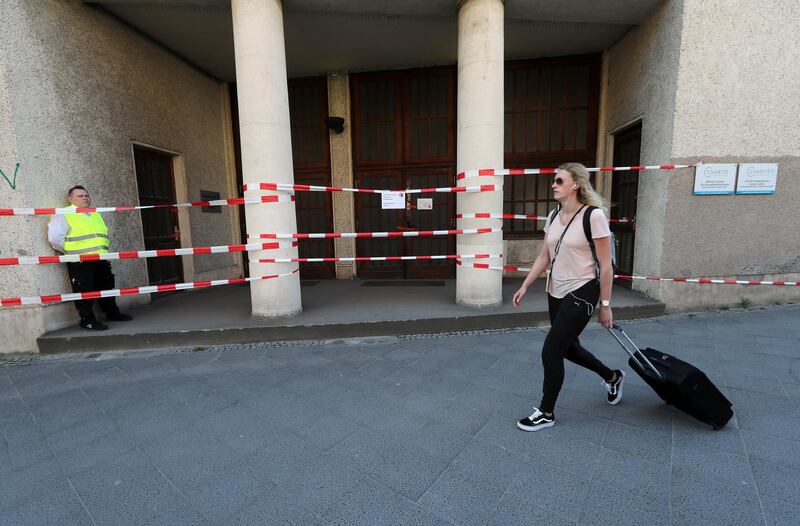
[513,163,624,431]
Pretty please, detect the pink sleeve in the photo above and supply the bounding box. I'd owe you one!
[590,208,611,238]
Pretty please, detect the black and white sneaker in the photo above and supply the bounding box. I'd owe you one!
[517,408,555,432]
[603,369,625,405]
[80,319,108,331]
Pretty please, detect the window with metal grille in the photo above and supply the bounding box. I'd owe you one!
[503,55,600,238]
[290,80,328,167]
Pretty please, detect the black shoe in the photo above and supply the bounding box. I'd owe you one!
[106,312,133,322]
[603,369,626,405]
[517,408,555,432]
[80,320,108,331]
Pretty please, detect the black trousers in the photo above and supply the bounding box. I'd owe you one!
[67,261,121,321]
[540,279,614,413]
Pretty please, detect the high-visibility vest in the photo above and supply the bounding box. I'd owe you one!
[63,205,110,255]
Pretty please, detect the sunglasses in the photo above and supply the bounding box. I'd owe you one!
[553,177,565,185]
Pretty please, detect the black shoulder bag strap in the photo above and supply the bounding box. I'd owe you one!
[582,205,600,278]
[549,204,586,269]
[547,206,560,229]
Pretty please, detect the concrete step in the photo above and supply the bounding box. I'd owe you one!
[37,302,665,354]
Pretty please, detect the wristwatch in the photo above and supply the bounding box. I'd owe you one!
[600,300,611,308]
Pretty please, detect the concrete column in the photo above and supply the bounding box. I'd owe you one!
[232,0,301,317]
[456,0,504,307]
[327,72,357,279]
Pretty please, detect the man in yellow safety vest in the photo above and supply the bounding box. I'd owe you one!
[47,186,132,330]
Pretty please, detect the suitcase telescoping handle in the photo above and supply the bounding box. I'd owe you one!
[607,324,664,380]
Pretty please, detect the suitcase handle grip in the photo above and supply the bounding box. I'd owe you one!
[607,324,664,380]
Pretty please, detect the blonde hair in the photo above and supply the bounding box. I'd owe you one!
[558,162,608,215]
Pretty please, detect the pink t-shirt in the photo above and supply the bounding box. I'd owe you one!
[544,206,611,298]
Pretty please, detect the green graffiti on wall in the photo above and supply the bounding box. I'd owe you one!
[0,163,20,190]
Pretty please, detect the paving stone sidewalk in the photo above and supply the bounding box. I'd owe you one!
[1,306,799,525]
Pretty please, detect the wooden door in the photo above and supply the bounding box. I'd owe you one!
[229,80,335,279]
[404,167,455,278]
[133,146,184,288]
[289,77,335,279]
[355,170,406,278]
[611,122,642,287]
[352,67,456,279]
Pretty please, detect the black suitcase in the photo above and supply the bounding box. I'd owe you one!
[607,324,733,430]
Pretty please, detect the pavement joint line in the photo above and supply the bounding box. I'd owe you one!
[669,410,676,524]
[737,421,769,525]
[2,304,798,367]
[65,476,98,526]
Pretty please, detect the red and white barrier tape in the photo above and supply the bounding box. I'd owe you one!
[0,195,295,217]
[456,261,799,286]
[0,268,299,307]
[247,227,502,240]
[4,164,697,216]
[0,241,299,266]
[258,254,500,264]
[457,261,526,272]
[457,213,634,224]
[2,164,696,216]
[457,164,696,180]
[617,275,799,286]
[243,182,499,195]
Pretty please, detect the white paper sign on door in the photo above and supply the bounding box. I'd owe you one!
[736,163,778,195]
[693,164,737,195]
[381,191,406,209]
[417,198,433,210]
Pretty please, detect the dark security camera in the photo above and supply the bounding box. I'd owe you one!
[325,116,345,134]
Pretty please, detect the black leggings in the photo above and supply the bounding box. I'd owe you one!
[539,280,614,413]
